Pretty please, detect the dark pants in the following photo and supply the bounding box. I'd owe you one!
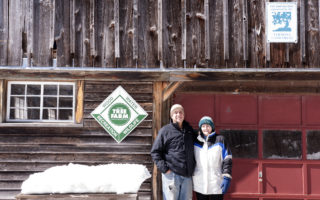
[195,192,223,200]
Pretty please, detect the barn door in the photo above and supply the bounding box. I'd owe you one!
[174,93,320,200]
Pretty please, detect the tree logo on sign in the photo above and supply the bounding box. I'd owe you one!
[108,103,131,126]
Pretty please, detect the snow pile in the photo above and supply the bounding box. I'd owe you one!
[21,163,151,194]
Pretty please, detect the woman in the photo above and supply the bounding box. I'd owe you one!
[193,116,232,200]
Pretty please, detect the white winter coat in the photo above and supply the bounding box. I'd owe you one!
[192,132,232,195]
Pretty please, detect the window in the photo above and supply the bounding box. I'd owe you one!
[307,130,320,160]
[263,130,301,159]
[7,82,75,122]
[220,130,258,158]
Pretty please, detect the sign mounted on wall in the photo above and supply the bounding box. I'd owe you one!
[91,86,148,143]
[266,2,297,43]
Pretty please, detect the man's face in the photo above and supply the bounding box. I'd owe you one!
[171,109,184,125]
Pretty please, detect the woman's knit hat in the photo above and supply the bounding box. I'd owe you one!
[198,116,215,130]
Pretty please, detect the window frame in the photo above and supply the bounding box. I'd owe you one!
[0,80,83,127]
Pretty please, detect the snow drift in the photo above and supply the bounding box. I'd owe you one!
[21,163,151,194]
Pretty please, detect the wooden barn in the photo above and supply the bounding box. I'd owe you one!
[1,0,320,200]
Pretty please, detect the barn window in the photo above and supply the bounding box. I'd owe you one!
[6,82,75,122]
[307,130,320,160]
[263,130,302,159]
[220,130,258,158]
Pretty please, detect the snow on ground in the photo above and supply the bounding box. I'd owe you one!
[21,163,151,195]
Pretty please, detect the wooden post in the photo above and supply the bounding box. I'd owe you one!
[75,80,84,124]
[152,82,164,200]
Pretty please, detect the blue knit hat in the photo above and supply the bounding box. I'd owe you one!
[198,116,215,130]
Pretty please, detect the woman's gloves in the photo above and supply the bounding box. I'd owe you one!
[221,176,231,194]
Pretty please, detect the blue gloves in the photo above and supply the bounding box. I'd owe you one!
[221,176,231,194]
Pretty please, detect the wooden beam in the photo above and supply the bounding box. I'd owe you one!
[75,80,84,124]
[177,80,320,94]
[163,81,183,101]
[152,82,164,200]
[2,68,320,82]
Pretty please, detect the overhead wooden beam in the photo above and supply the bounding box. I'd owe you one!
[163,81,183,101]
[2,68,320,82]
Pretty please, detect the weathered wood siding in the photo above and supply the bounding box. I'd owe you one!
[0,0,320,68]
[0,82,153,200]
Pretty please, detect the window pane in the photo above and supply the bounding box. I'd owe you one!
[27,85,41,95]
[27,97,40,107]
[27,109,40,119]
[59,97,73,107]
[11,84,25,95]
[263,130,301,159]
[220,130,258,158]
[307,131,320,160]
[43,109,57,120]
[60,85,73,95]
[44,85,57,95]
[10,108,26,119]
[59,109,73,120]
[10,97,25,107]
[44,97,57,107]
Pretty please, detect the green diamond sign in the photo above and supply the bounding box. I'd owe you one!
[91,86,148,143]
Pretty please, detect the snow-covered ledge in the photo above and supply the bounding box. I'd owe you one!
[16,163,151,200]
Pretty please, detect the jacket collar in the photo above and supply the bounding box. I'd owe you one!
[198,131,216,142]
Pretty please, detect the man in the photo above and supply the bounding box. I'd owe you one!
[151,104,196,200]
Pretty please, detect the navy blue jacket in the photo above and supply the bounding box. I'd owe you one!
[150,121,196,177]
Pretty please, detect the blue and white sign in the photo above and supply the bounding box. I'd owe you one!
[266,2,297,43]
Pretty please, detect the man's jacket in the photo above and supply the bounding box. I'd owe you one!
[150,121,196,177]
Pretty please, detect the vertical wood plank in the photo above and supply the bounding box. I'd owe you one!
[181,0,186,61]
[133,0,138,61]
[223,0,229,61]
[242,0,248,63]
[0,1,7,65]
[204,0,210,60]
[114,0,120,59]
[285,43,290,63]
[50,0,55,50]
[265,0,270,63]
[300,0,306,64]
[157,0,163,63]
[0,80,3,123]
[152,82,164,200]
[54,0,71,67]
[70,0,75,55]
[138,0,158,68]
[32,0,54,66]
[8,0,22,66]
[102,0,115,67]
[89,0,95,59]
[0,0,8,65]
[26,0,34,66]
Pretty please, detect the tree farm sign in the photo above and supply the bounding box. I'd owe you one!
[91,86,148,143]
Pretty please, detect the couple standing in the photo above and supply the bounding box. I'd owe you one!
[151,104,232,200]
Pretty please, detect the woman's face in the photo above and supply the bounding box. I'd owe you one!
[201,124,212,136]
